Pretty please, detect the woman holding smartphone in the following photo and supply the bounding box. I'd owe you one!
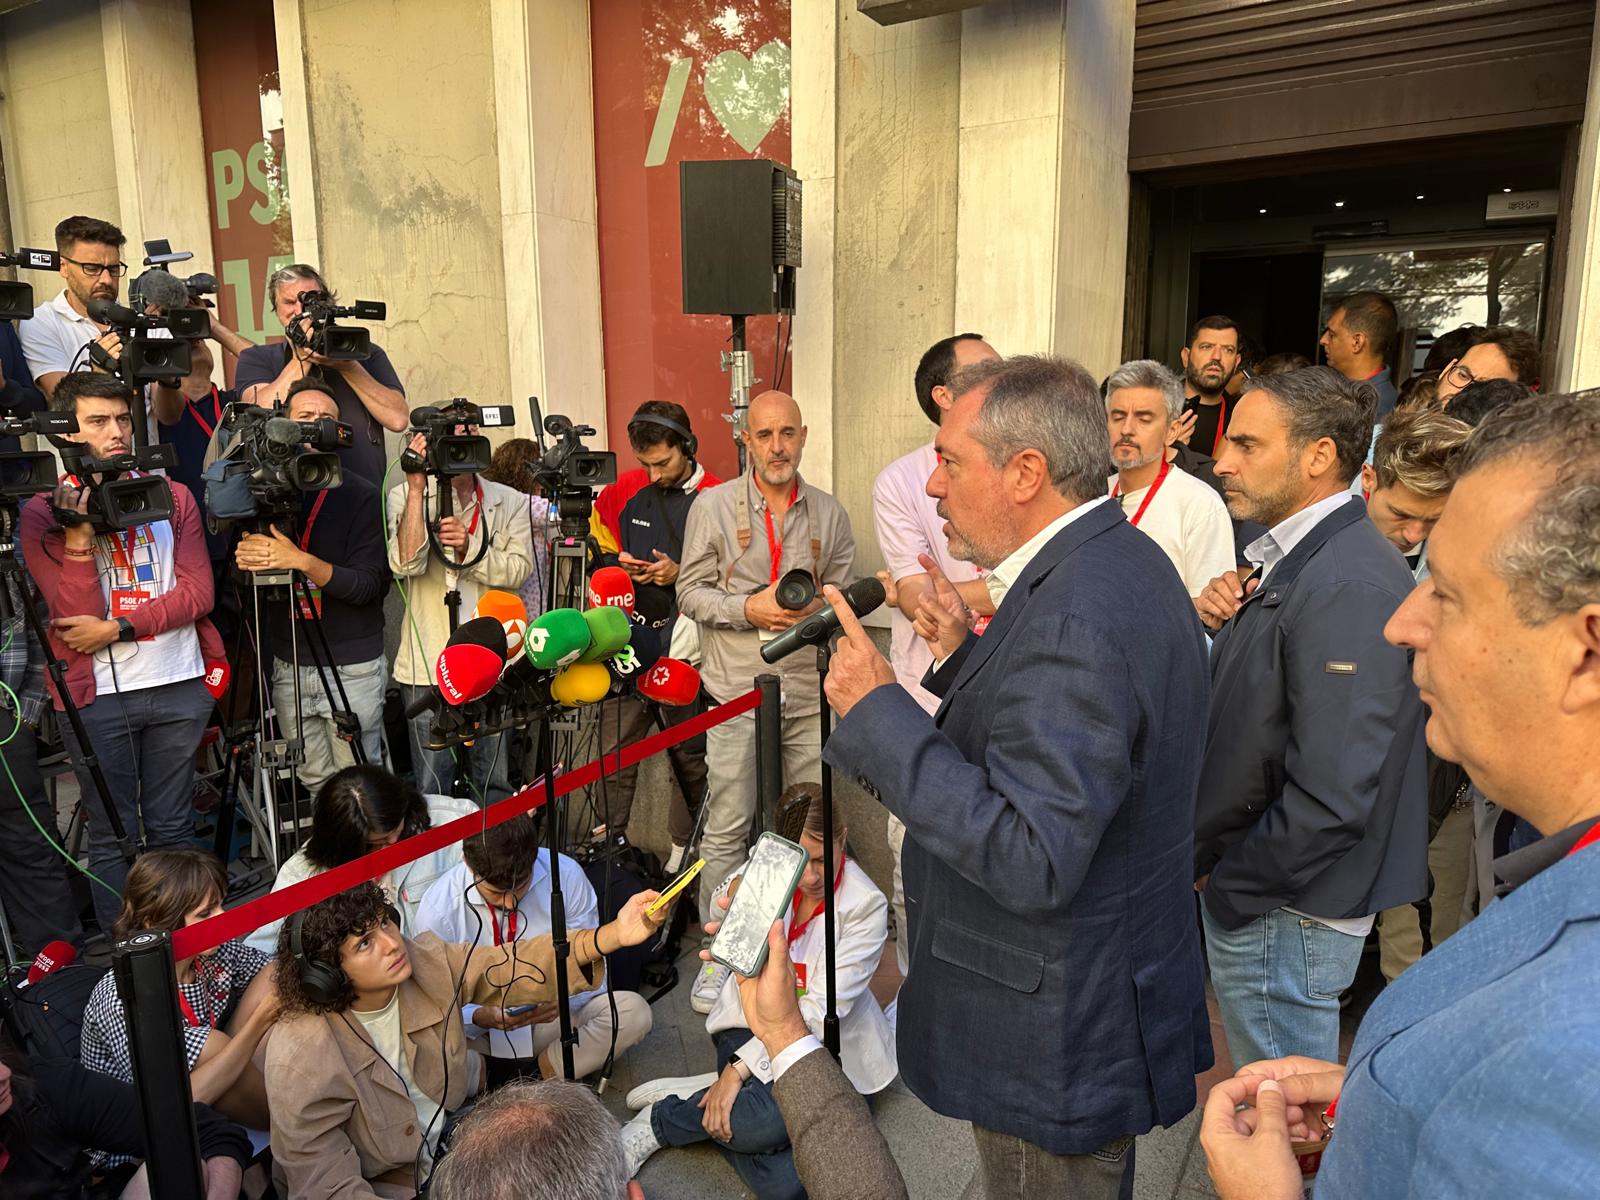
[620,785,897,1197]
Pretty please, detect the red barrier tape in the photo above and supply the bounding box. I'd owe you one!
[170,688,763,961]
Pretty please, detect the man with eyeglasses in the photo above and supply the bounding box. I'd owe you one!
[20,216,133,401]
[1434,325,1540,406]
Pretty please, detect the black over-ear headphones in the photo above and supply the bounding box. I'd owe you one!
[628,411,698,458]
[289,901,403,1008]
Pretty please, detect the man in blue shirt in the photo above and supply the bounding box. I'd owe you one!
[1319,291,1399,419]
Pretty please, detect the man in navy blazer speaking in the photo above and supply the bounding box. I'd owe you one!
[821,355,1213,1200]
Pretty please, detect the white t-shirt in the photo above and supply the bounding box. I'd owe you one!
[1108,463,1235,597]
[352,989,445,1175]
[90,517,203,695]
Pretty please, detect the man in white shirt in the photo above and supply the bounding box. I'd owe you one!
[413,812,651,1085]
[871,332,998,975]
[1194,366,1427,1067]
[19,215,130,400]
[1103,360,1235,599]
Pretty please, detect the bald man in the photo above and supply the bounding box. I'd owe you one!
[676,390,857,1007]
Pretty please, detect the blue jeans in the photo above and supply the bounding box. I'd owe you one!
[650,1028,804,1200]
[1202,904,1365,1069]
[271,654,389,793]
[401,683,513,804]
[58,677,215,933]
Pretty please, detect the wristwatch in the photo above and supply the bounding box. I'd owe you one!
[115,617,137,643]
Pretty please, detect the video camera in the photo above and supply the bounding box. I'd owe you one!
[204,402,352,530]
[400,398,515,477]
[131,239,218,311]
[285,290,386,362]
[531,413,616,493]
[53,442,177,532]
[0,411,76,499]
[0,246,62,323]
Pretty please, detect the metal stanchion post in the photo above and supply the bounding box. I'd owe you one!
[113,931,205,1200]
[754,674,783,834]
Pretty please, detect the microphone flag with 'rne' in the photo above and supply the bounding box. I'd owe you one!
[471,589,528,659]
[579,605,632,664]
[526,607,591,670]
[606,622,662,694]
[587,565,636,615]
[637,657,701,707]
[435,616,507,705]
[551,661,610,707]
[759,576,886,664]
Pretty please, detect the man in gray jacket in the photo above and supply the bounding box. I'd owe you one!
[1195,366,1426,1068]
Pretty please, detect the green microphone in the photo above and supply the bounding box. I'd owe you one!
[579,604,633,664]
[525,607,591,670]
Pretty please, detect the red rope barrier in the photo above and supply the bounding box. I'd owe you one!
[170,688,762,960]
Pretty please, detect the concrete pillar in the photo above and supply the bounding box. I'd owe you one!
[955,0,1133,377]
[100,0,213,277]
[489,0,607,438]
[1555,8,1600,392]
[273,0,321,267]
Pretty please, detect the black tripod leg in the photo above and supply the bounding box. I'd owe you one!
[294,580,367,766]
[539,717,577,1080]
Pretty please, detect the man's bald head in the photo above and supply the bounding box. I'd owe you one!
[743,390,808,490]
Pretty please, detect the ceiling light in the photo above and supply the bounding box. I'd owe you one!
[1415,194,1425,200]
[1503,187,1513,193]
[1258,208,1268,214]
[1334,200,1345,208]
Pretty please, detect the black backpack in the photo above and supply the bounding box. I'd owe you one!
[1,961,108,1061]
[583,855,688,999]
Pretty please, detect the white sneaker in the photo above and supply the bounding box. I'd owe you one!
[621,1105,663,1177]
[663,842,688,875]
[690,959,730,1014]
[625,1071,719,1111]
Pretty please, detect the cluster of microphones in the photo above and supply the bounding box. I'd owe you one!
[404,567,702,750]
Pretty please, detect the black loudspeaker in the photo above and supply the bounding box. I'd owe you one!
[680,159,802,316]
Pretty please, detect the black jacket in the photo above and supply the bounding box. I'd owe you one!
[1195,498,1427,930]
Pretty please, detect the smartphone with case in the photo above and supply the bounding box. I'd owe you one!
[710,832,808,977]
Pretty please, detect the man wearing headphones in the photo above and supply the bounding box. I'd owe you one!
[265,878,670,1197]
[592,401,721,866]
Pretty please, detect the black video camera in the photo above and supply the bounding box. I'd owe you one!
[533,413,617,492]
[285,290,386,362]
[0,246,62,322]
[0,411,77,499]
[400,398,515,476]
[85,297,209,382]
[53,442,177,532]
[131,239,218,311]
[204,403,352,529]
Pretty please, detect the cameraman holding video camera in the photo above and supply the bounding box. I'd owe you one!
[235,264,406,486]
[19,372,224,932]
[389,402,533,803]
[232,378,390,791]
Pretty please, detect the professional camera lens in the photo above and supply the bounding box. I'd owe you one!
[775,568,817,611]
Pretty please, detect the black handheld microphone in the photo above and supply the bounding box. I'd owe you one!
[760,577,886,664]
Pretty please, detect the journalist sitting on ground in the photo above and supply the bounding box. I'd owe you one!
[414,812,653,1087]
[245,764,476,954]
[264,878,669,1197]
[79,850,280,1135]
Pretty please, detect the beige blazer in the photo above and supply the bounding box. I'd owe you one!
[265,929,602,1199]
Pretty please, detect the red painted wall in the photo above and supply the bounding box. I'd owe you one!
[591,1,793,482]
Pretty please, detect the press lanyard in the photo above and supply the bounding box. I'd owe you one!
[763,479,800,584]
[491,906,519,946]
[787,859,845,946]
[1111,457,1171,528]
[298,490,329,551]
[185,386,224,439]
[1568,821,1600,858]
[1202,395,1228,454]
[176,987,214,1029]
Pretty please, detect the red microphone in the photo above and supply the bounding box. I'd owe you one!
[434,616,508,706]
[203,658,230,700]
[22,939,77,988]
[637,657,701,707]
[588,566,636,615]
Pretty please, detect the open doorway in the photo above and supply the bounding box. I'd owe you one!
[1195,251,1324,362]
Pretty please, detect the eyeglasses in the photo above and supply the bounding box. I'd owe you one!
[63,257,128,279]
[1443,362,1478,388]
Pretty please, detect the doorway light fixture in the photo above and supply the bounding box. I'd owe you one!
[1502,187,1513,193]
[1258,207,1268,214]
[1415,194,1425,200]
[1334,200,1345,208]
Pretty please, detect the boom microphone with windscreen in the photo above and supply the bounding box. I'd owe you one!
[759,577,886,664]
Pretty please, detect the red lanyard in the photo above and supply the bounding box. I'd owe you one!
[1568,821,1600,858]
[1111,457,1171,528]
[787,859,846,946]
[176,987,214,1029]
[298,490,329,551]
[763,479,800,584]
[491,906,519,946]
[185,386,224,438]
[1195,395,1228,454]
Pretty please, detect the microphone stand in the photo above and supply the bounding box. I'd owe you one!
[815,639,841,1060]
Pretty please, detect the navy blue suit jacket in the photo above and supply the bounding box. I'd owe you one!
[825,500,1213,1154]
